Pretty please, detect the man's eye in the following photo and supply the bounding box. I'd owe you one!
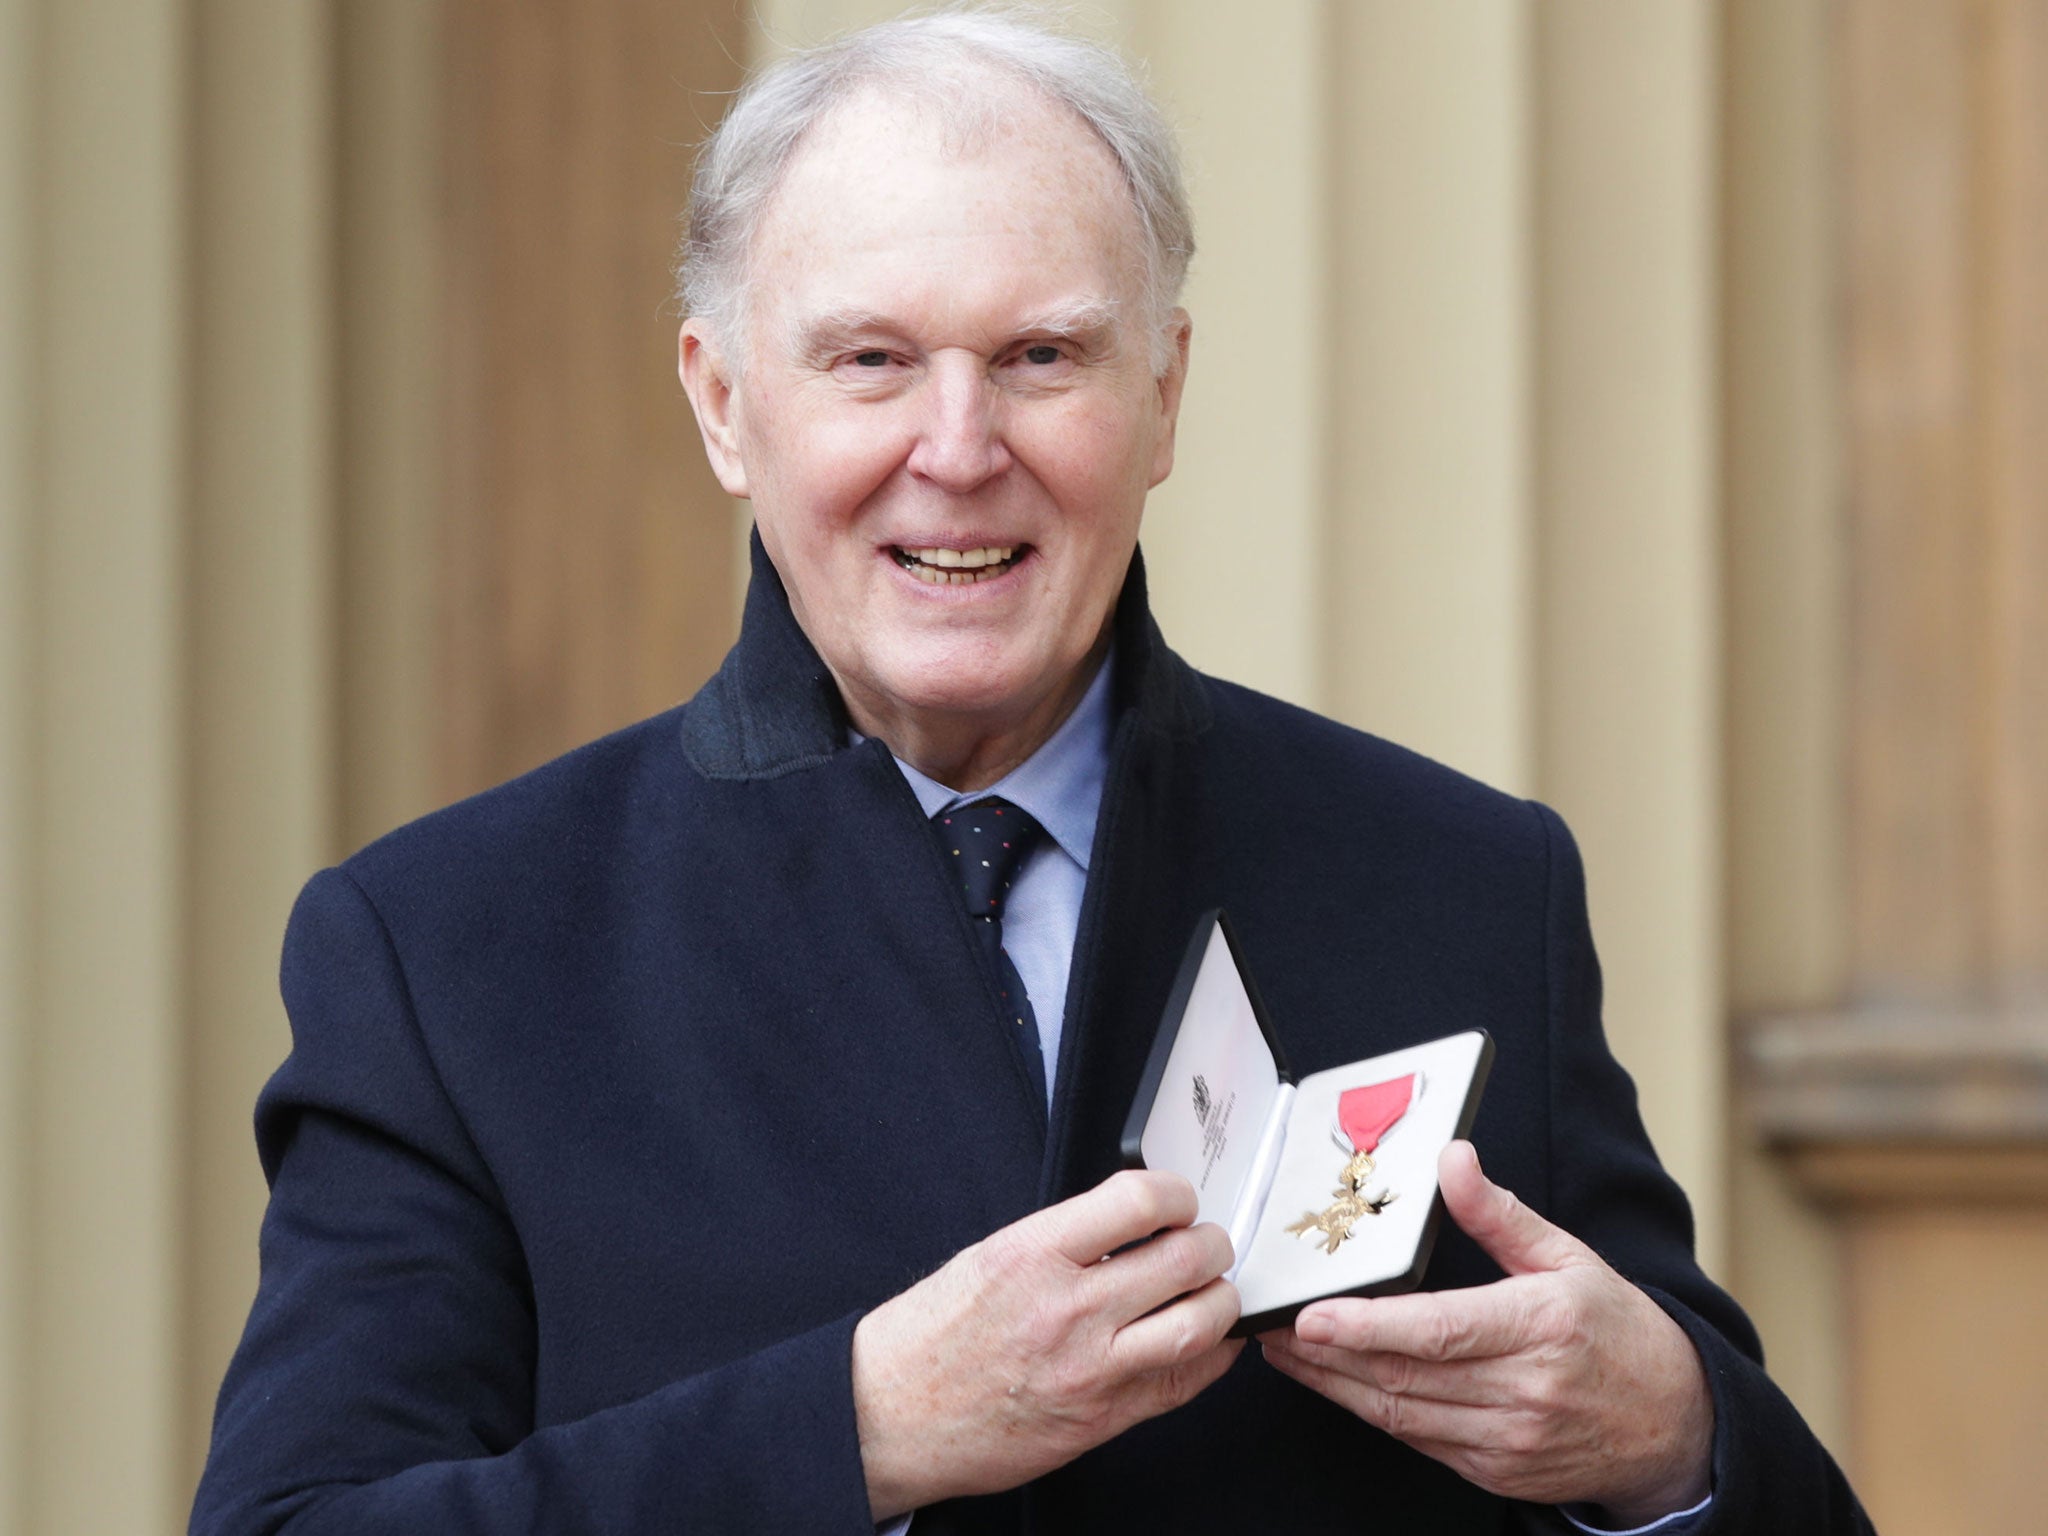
[852,351,890,368]
[1022,344,1062,365]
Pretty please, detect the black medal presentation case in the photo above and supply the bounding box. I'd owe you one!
[1121,910,1495,1337]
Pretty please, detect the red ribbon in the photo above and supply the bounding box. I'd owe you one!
[1338,1075,1415,1153]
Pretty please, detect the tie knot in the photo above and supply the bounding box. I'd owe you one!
[934,797,1045,924]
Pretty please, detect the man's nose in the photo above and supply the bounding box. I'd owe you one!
[905,360,1010,492]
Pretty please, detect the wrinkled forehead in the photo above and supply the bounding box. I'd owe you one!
[745,80,1151,333]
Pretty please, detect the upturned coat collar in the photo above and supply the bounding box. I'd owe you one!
[681,530,1211,781]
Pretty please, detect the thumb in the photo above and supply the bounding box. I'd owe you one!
[1438,1140,1588,1277]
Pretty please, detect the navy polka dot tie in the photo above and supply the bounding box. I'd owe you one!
[933,797,1048,1111]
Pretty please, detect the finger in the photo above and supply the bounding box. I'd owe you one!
[1112,1275,1242,1376]
[1261,1340,1490,1449]
[1035,1169,1199,1266]
[1292,1284,1537,1362]
[1263,1335,1525,1409]
[1087,1221,1234,1325]
[1149,1333,1246,1405]
[1122,1334,1245,1426]
[1438,1140,1587,1277]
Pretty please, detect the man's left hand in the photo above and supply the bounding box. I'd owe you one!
[1260,1140,1713,1526]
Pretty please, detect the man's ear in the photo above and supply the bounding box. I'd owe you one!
[1147,309,1193,489]
[678,320,750,499]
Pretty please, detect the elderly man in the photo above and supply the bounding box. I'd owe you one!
[193,12,1869,1536]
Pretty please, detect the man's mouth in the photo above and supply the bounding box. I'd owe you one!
[891,544,1026,585]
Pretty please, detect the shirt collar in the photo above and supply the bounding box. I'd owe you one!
[854,646,1115,872]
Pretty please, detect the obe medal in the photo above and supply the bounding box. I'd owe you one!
[1284,1073,1419,1255]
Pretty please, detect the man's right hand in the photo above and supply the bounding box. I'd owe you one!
[850,1169,1243,1519]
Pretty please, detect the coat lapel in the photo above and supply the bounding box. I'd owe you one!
[683,529,1216,1216]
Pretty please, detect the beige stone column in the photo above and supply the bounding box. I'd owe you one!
[0,3,33,1528]
[1735,1,2048,1512]
[1127,0,1330,708]
[29,2,190,1531]
[1720,0,1849,1454]
[1533,1,1725,1264]
[1325,2,1535,794]
[337,0,441,853]
[0,1,346,1526]
[1318,1,1730,1252]
[181,0,340,1489]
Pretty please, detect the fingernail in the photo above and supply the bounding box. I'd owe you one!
[1295,1312,1335,1344]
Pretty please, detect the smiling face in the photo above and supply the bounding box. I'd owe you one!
[679,85,1189,787]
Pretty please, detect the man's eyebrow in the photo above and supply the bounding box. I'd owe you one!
[1010,297,1123,340]
[786,309,903,352]
[784,298,1125,358]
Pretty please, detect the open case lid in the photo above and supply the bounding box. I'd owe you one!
[1119,910,1292,1236]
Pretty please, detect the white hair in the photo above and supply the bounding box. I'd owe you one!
[676,5,1194,375]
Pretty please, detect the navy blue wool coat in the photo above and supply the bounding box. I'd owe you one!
[192,543,1870,1535]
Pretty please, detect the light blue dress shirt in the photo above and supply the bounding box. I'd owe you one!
[870,649,1111,1106]
[861,648,1710,1535]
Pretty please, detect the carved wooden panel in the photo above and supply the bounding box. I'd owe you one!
[1844,1195,2048,1529]
[1841,0,2048,1001]
[1737,4,2048,1528]
[1734,4,2048,1525]
[438,1,747,800]
[1980,0,2048,993]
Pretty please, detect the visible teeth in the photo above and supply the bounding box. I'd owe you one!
[895,545,1023,585]
[899,545,1015,570]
